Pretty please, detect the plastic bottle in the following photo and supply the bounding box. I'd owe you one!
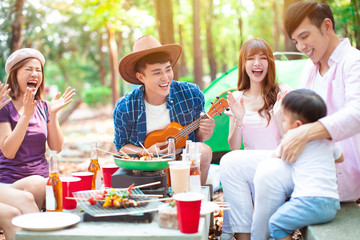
[46,150,63,212]
[88,142,102,190]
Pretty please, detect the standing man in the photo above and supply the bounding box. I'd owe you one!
[252,1,360,239]
[113,35,214,185]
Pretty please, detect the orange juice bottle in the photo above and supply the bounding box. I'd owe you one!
[46,150,63,212]
[88,142,102,190]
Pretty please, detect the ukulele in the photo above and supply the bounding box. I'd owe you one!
[144,97,229,149]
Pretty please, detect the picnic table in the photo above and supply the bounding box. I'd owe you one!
[15,186,211,240]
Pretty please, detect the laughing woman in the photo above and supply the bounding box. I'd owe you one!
[220,38,291,240]
[0,48,75,183]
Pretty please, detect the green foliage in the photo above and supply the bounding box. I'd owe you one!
[178,75,194,83]
[82,86,111,108]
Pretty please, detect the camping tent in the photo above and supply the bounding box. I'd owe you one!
[203,56,308,153]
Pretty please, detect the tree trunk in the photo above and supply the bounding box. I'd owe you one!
[117,32,124,59]
[272,2,280,52]
[10,0,25,52]
[352,0,360,49]
[99,33,106,86]
[154,0,179,79]
[193,0,204,89]
[206,0,217,81]
[222,47,227,73]
[117,31,124,96]
[238,0,244,47]
[284,0,302,59]
[178,24,188,78]
[106,23,119,107]
[58,98,83,125]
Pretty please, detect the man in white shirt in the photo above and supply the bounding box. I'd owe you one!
[250,1,360,239]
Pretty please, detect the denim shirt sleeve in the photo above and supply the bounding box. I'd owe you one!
[113,87,148,150]
[113,96,132,151]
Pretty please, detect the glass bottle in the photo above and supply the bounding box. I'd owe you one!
[189,143,202,193]
[88,142,102,190]
[166,138,176,188]
[167,138,176,160]
[46,150,63,212]
[185,140,192,155]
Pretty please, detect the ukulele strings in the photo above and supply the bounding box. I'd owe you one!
[171,99,226,143]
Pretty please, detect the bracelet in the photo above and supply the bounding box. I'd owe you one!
[234,118,243,129]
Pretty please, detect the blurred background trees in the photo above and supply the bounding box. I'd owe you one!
[0,0,359,109]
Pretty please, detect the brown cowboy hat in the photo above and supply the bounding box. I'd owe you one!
[118,35,182,84]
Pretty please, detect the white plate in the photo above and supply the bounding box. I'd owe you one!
[200,201,219,215]
[12,212,80,231]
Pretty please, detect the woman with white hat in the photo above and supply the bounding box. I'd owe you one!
[0,82,46,240]
[0,48,76,183]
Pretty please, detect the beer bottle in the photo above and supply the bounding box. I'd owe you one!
[46,150,63,212]
[88,142,102,190]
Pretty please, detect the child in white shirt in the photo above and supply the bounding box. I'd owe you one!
[269,89,343,240]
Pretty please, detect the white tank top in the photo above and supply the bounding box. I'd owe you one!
[226,91,281,150]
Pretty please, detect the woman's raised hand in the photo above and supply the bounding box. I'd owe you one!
[273,90,288,116]
[49,87,76,114]
[23,88,37,117]
[227,91,245,122]
[0,83,11,110]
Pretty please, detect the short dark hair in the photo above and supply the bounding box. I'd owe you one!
[284,1,335,38]
[282,89,327,124]
[134,52,170,74]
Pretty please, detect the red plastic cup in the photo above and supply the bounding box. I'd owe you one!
[102,165,119,188]
[174,192,203,234]
[71,172,94,191]
[61,176,81,210]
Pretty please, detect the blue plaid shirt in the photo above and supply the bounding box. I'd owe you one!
[113,81,205,150]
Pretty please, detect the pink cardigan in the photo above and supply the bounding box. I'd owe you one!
[301,38,360,201]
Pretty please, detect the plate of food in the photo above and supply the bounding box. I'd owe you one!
[12,212,80,231]
[200,201,220,215]
[72,187,166,217]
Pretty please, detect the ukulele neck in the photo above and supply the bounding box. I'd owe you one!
[178,114,210,138]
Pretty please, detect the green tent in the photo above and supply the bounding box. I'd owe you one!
[203,56,308,153]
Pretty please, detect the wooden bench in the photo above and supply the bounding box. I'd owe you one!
[302,202,360,240]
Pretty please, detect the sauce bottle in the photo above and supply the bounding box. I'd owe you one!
[188,142,202,193]
[46,150,63,212]
[88,142,102,190]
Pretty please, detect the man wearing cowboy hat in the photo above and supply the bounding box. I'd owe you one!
[113,35,215,185]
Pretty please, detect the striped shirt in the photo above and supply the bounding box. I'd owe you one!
[113,81,205,150]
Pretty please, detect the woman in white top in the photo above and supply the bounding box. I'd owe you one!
[220,38,290,240]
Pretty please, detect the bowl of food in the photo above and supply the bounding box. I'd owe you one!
[114,153,174,171]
